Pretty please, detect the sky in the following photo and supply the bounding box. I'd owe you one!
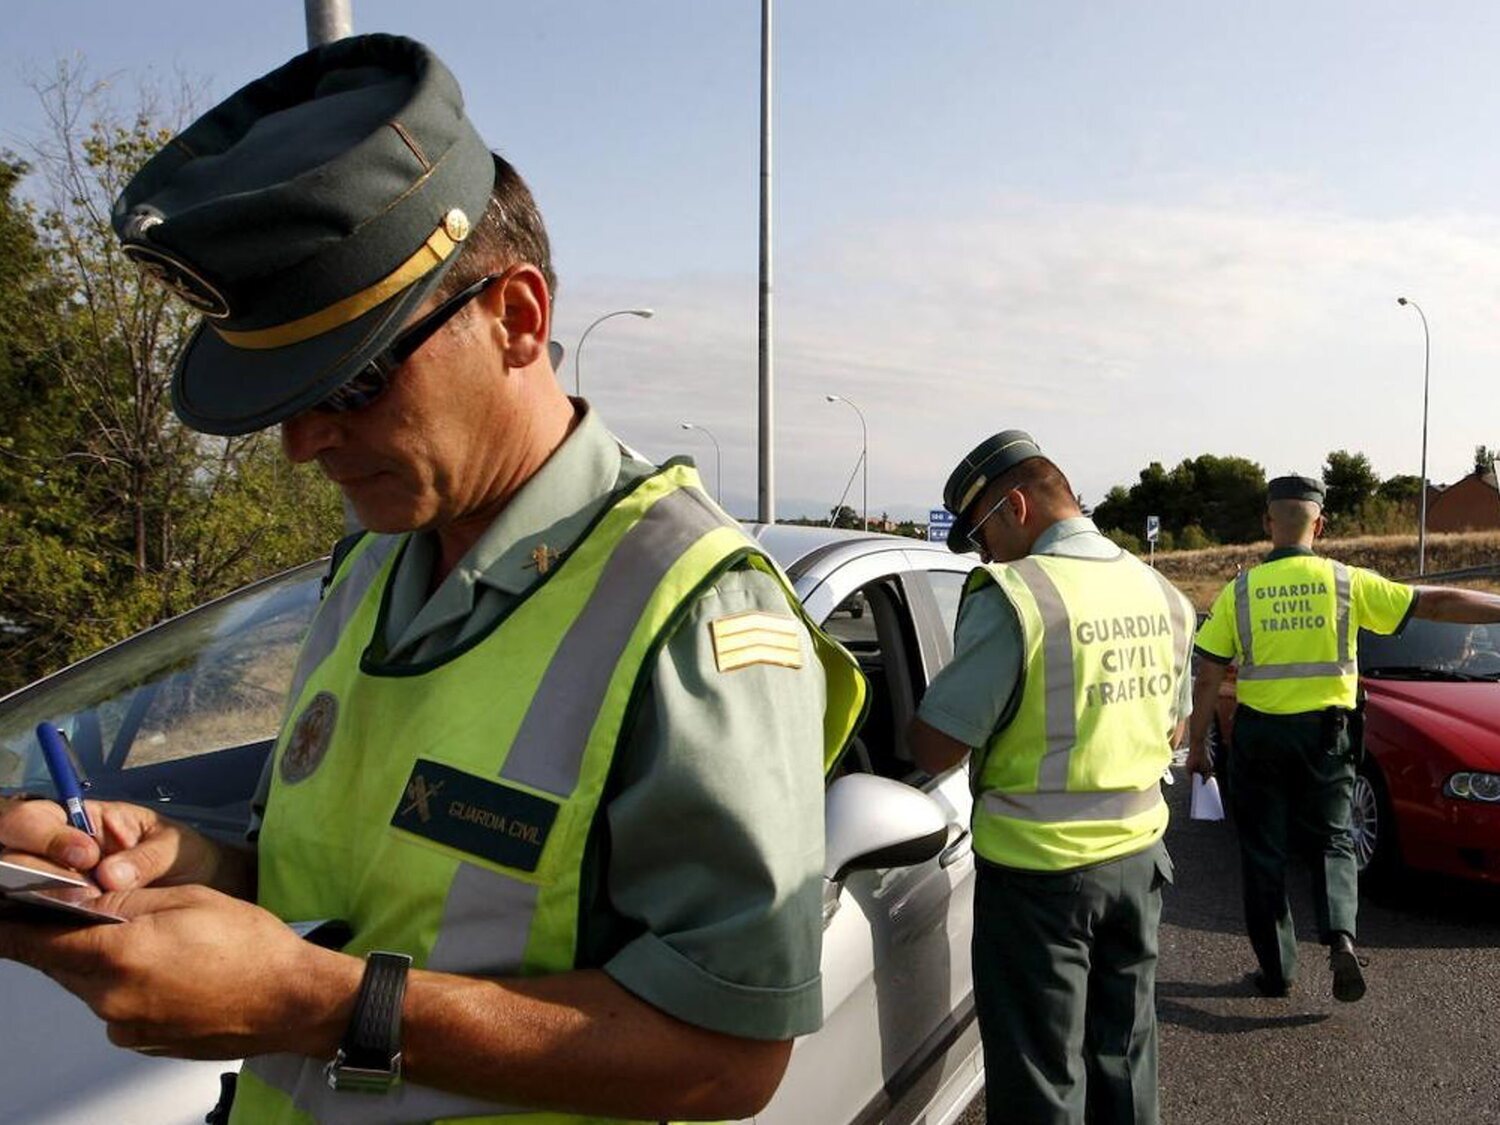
[4,1,1498,524]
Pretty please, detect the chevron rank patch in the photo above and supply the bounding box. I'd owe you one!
[710,611,805,672]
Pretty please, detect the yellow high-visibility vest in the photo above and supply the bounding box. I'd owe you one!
[970,552,1193,872]
[231,462,865,1125]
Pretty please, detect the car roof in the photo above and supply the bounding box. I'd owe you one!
[742,522,961,581]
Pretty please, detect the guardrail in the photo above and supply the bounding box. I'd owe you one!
[1399,563,1500,583]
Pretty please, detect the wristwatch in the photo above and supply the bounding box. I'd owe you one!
[325,951,413,1093]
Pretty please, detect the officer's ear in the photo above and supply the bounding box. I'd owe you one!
[1000,485,1028,528]
[1312,512,1326,539]
[481,264,550,370]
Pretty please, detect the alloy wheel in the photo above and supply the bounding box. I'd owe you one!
[1350,773,1380,871]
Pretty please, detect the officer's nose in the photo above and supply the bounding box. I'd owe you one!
[280,409,343,465]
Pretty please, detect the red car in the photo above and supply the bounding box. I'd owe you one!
[1205,618,1500,884]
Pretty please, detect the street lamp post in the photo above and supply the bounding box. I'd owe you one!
[1397,297,1431,575]
[574,308,653,397]
[304,0,352,45]
[825,394,868,531]
[679,422,723,503]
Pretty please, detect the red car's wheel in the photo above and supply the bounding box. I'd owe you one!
[1351,762,1398,880]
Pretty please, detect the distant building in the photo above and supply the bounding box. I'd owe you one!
[1426,466,1500,532]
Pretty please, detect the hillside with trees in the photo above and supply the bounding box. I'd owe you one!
[1091,449,1436,552]
[0,68,342,695]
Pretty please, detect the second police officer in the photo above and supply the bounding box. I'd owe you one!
[910,431,1195,1125]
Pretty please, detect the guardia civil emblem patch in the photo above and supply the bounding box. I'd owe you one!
[281,691,339,784]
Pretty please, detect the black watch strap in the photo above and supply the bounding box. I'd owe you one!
[326,951,412,1093]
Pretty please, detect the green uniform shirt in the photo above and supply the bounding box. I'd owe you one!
[258,404,829,1038]
[917,518,1193,748]
[1195,546,1418,712]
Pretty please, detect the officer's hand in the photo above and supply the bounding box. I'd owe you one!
[0,797,233,893]
[1184,743,1214,779]
[0,884,358,1060]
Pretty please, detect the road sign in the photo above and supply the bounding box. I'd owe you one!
[1146,515,1161,544]
[928,508,955,543]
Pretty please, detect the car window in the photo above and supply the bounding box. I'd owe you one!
[1359,620,1500,678]
[0,569,321,828]
[823,578,924,783]
[925,570,968,640]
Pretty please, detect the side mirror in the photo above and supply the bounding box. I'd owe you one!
[824,773,950,883]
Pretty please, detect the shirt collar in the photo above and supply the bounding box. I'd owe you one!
[454,401,625,596]
[1265,545,1317,562]
[1032,516,1104,555]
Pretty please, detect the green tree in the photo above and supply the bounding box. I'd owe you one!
[0,66,341,693]
[1178,524,1213,550]
[1475,445,1496,474]
[828,504,861,530]
[1322,450,1379,526]
[1377,474,1423,504]
[1093,455,1264,545]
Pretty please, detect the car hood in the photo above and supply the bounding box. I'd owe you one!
[1366,679,1500,771]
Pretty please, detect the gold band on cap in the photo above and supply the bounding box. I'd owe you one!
[211,212,468,351]
[958,476,989,513]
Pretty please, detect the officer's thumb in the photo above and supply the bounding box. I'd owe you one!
[94,834,178,891]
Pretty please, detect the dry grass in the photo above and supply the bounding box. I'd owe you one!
[1152,531,1500,610]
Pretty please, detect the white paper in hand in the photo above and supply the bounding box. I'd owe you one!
[1190,775,1225,821]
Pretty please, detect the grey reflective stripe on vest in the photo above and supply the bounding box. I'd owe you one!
[1009,558,1076,792]
[501,486,734,797]
[1145,568,1192,701]
[983,785,1164,823]
[1234,570,1255,669]
[245,488,737,1124]
[1239,659,1356,680]
[1333,561,1352,664]
[286,535,402,707]
[1235,559,1355,680]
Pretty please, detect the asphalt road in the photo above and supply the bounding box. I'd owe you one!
[955,768,1500,1124]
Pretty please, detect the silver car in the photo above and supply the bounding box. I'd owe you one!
[0,525,984,1125]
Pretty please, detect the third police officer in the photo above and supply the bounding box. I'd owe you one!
[1188,474,1500,1003]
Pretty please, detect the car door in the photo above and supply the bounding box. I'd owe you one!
[756,554,980,1125]
[0,566,322,1125]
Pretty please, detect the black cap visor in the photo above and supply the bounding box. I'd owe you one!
[171,260,452,436]
[947,514,977,555]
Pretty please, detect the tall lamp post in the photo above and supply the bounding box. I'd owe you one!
[1397,296,1431,575]
[825,394,868,531]
[575,308,653,397]
[679,422,723,503]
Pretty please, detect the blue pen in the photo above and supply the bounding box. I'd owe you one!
[36,722,97,838]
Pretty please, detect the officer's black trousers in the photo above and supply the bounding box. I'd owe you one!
[1229,705,1358,988]
[972,840,1170,1125]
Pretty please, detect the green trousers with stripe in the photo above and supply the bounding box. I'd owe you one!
[972,840,1171,1125]
[1229,705,1359,988]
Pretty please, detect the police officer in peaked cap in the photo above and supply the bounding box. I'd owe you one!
[0,34,866,1124]
[1189,474,1500,1002]
[909,430,1196,1125]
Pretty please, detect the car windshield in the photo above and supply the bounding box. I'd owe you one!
[1359,619,1500,681]
[0,565,322,837]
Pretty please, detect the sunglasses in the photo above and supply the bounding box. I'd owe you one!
[964,488,1020,552]
[313,272,501,414]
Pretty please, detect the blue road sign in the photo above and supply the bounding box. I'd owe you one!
[928,508,955,542]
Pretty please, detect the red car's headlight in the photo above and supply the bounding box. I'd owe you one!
[1445,772,1500,803]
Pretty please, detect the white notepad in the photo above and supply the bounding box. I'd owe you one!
[1190,775,1226,822]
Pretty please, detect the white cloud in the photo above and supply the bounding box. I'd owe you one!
[556,192,1500,521]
